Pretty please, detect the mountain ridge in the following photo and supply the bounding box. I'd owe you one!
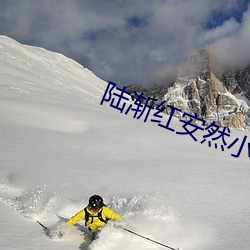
[126,48,250,129]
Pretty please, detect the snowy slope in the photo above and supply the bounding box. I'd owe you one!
[0,36,250,250]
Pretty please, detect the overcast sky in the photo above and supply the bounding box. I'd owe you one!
[0,0,249,87]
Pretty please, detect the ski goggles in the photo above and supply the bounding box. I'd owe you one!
[89,205,101,212]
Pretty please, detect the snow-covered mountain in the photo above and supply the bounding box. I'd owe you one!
[0,36,250,250]
[127,49,250,129]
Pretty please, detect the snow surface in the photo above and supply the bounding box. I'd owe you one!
[0,35,250,250]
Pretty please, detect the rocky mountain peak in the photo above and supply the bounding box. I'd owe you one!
[168,50,250,128]
[126,48,250,129]
[177,48,210,78]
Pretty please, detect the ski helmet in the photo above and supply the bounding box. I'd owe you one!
[89,195,104,210]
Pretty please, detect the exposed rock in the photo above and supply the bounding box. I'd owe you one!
[127,49,250,129]
[163,49,250,128]
[126,83,146,94]
[217,66,250,100]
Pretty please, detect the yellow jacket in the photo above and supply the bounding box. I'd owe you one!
[67,206,121,233]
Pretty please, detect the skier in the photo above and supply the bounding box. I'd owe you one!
[66,194,122,239]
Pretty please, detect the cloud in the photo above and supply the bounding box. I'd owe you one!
[209,4,250,69]
[0,0,249,87]
[200,18,240,45]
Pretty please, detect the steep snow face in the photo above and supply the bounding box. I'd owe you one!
[0,35,108,133]
[0,36,106,100]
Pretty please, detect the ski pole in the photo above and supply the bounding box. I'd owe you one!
[122,227,180,250]
[37,220,48,231]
